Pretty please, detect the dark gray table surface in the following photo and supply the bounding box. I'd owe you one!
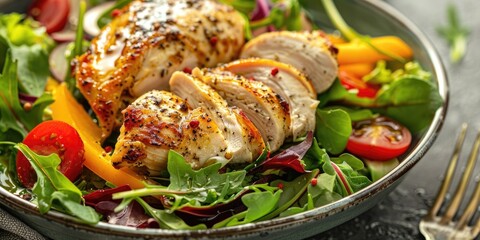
[1,0,479,239]
[315,0,480,239]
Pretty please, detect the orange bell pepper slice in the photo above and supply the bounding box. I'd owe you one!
[336,36,413,65]
[50,83,146,189]
[338,63,375,78]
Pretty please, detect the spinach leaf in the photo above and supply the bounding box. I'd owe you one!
[315,108,352,155]
[14,143,100,224]
[0,13,53,97]
[11,45,50,96]
[364,158,399,182]
[374,77,443,132]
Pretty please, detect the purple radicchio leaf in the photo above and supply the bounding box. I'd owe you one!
[84,185,158,228]
[251,131,313,174]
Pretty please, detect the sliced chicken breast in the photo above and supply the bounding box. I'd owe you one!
[240,31,338,94]
[219,58,319,139]
[75,0,245,139]
[111,90,229,176]
[170,71,265,164]
[194,68,290,152]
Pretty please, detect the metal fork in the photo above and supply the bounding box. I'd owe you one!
[419,124,480,240]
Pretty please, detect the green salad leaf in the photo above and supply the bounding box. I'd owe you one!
[0,13,53,97]
[364,158,399,182]
[0,52,53,140]
[167,151,246,207]
[314,108,352,155]
[14,143,100,224]
[374,77,443,132]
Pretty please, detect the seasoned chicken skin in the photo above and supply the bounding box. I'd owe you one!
[75,0,245,139]
[111,90,229,176]
[195,68,291,152]
[220,58,319,139]
[170,71,265,164]
[240,31,338,94]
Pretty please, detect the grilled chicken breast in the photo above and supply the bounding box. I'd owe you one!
[111,90,230,176]
[75,0,245,139]
[220,58,319,139]
[194,68,291,152]
[170,71,265,164]
[240,31,338,94]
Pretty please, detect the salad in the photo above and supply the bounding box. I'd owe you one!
[0,0,443,230]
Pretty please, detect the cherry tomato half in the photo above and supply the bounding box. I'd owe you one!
[16,120,85,188]
[338,70,380,98]
[28,0,70,34]
[346,116,412,161]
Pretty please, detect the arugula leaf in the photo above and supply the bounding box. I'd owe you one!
[258,170,319,221]
[331,153,365,171]
[314,108,352,155]
[303,137,328,170]
[331,161,372,196]
[216,190,282,227]
[14,143,100,224]
[0,53,53,138]
[167,151,246,207]
[307,173,342,207]
[134,197,207,230]
[437,4,469,63]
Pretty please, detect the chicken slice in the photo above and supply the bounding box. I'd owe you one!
[240,31,338,94]
[75,0,245,139]
[170,71,265,163]
[194,68,291,152]
[219,58,319,139]
[111,90,229,176]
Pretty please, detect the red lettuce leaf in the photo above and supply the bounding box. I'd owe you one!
[84,185,158,228]
[251,132,313,174]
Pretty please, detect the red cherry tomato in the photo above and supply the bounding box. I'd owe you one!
[16,120,85,188]
[338,70,380,98]
[346,116,412,161]
[28,0,70,34]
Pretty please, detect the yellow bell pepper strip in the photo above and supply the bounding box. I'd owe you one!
[326,33,346,44]
[336,36,413,65]
[50,83,147,189]
[338,63,375,78]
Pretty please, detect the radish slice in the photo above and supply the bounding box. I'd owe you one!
[51,30,76,43]
[83,2,115,37]
[49,42,71,82]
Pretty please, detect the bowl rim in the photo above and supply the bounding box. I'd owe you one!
[0,0,449,238]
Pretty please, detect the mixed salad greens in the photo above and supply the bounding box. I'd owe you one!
[0,0,443,229]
